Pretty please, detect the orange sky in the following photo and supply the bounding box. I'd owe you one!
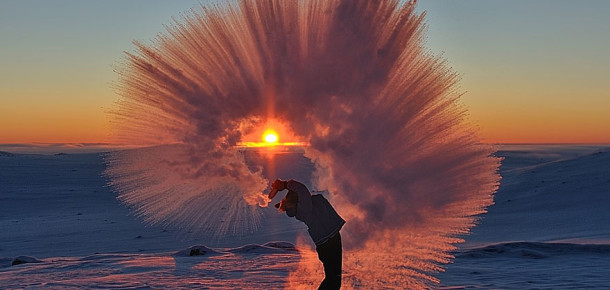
[2,85,608,144]
[0,107,108,144]
[1,78,112,144]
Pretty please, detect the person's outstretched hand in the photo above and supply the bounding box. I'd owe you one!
[268,179,287,200]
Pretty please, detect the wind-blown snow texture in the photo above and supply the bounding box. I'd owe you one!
[104,0,501,287]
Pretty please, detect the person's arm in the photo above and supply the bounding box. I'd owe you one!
[285,180,312,215]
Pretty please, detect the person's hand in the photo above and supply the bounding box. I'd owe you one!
[267,179,287,200]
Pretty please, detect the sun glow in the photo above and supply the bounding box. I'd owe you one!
[235,119,309,148]
[263,130,278,144]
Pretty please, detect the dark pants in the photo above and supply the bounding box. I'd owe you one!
[316,232,342,290]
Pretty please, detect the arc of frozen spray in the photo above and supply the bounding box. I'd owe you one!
[105,0,501,287]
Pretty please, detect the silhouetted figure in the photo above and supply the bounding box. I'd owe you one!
[268,179,345,290]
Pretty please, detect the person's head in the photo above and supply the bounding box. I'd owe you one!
[284,190,298,207]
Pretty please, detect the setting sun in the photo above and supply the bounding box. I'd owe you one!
[264,130,278,144]
[234,118,309,148]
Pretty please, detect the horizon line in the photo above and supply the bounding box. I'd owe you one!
[2,142,610,147]
[1,142,609,155]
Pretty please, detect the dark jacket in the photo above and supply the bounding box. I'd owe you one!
[285,180,345,246]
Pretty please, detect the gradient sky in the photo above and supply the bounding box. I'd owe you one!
[1,0,609,144]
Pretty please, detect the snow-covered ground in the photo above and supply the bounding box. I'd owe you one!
[1,145,610,288]
[438,145,610,289]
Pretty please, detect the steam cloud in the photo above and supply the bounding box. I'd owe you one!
[105,0,501,287]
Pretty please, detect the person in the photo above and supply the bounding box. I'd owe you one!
[268,179,345,290]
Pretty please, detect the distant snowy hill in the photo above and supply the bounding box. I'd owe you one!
[466,146,610,245]
[437,145,610,288]
[0,151,15,157]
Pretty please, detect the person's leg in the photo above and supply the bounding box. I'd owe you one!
[316,233,342,290]
[327,233,342,288]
